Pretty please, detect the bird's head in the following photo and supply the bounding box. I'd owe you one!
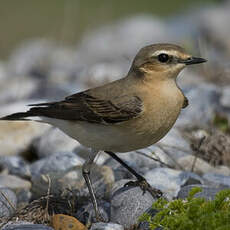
[130,43,207,80]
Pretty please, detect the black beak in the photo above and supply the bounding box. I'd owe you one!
[179,57,207,65]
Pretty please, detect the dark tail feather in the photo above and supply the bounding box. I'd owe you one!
[0,111,35,121]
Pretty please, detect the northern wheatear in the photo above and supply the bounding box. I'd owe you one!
[0,43,206,220]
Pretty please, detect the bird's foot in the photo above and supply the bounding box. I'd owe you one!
[124,178,163,198]
[95,212,106,222]
[85,211,106,228]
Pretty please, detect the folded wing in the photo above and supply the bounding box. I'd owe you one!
[1,92,143,124]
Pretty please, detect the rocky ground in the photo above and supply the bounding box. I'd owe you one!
[1,1,230,230]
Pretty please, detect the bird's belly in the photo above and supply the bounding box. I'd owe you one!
[44,118,142,152]
[43,104,181,152]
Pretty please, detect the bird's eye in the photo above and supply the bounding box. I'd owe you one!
[158,53,169,63]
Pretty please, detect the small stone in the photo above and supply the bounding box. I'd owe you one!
[32,128,81,158]
[31,169,81,198]
[220,86,230,108]
[203,173,230,188]
[189,129,230,167]
[177,185,224,200]
[31,164,114,199]
[110,179,157,229]
[0,188,17,218]
[177,154,230,175]
[144,168,202,200]
[1,221,32,230]
[8,39,53,77]
[2,223,54,230]
[199,4,230,53]
[0,156,31,179]
[15,189,32,206]
[30,151,83,177]
[105,149,160,179]
[0,120,49,157]
[0,175,31,190]
[177,84,221,126]
[152,128,192,168]
[90,222,124,230]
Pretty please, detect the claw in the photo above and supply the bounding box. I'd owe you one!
[124,179,163,198]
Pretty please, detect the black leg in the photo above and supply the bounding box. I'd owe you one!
[105,151,163,198]
[82,149,104,221]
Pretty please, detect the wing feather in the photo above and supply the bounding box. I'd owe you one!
[28,92,143,124]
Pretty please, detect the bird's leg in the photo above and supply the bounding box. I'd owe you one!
[105,151,162,198]
[82,149,104,222]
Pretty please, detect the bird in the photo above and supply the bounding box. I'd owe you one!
[0,43,207,220]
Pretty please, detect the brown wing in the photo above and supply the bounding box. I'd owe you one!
[28,92,143,124]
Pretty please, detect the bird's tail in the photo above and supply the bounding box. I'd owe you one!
[0,111,36,121]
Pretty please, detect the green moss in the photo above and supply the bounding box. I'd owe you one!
[139,187,230,230]
[213,113,230,133]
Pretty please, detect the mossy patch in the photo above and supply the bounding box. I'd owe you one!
[139,187,230,230]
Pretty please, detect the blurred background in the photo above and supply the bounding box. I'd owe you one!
[0,0,218,59]
[0,0,230,160]
[1,1,230,226]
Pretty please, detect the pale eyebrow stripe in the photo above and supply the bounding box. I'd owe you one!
[152,50,179,57]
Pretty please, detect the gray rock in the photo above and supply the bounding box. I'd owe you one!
[158,128,190,152]
[110,179,157,229]
[144,168,203,200]
[73,145,92,160]
[8,39,54,77]
[78,16,172,67]
[104,148,163,179]
[152,128,191,169]
[0,75,39,104]
[199,3,230,53]
[177,185,224,200]
[90,222,124,230]
[2,223,54,230]
[15,189,32,206]
[109,179,130,197]
[177,154,230,176]
[177,84,221,126]
[30,151,83,177]
[0,175,31,190]
[203,173,230,188]
[220,86,230,108]
[104,156,138,181]
[32,127,81,158]
[0,156,30,179]
[0,116,49,157]
[31,164,114,199]
[1,222,31,230]
[31,169,82,198]
[7,39,81,101]
[108,163,135,182]
[0,188,17,218]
